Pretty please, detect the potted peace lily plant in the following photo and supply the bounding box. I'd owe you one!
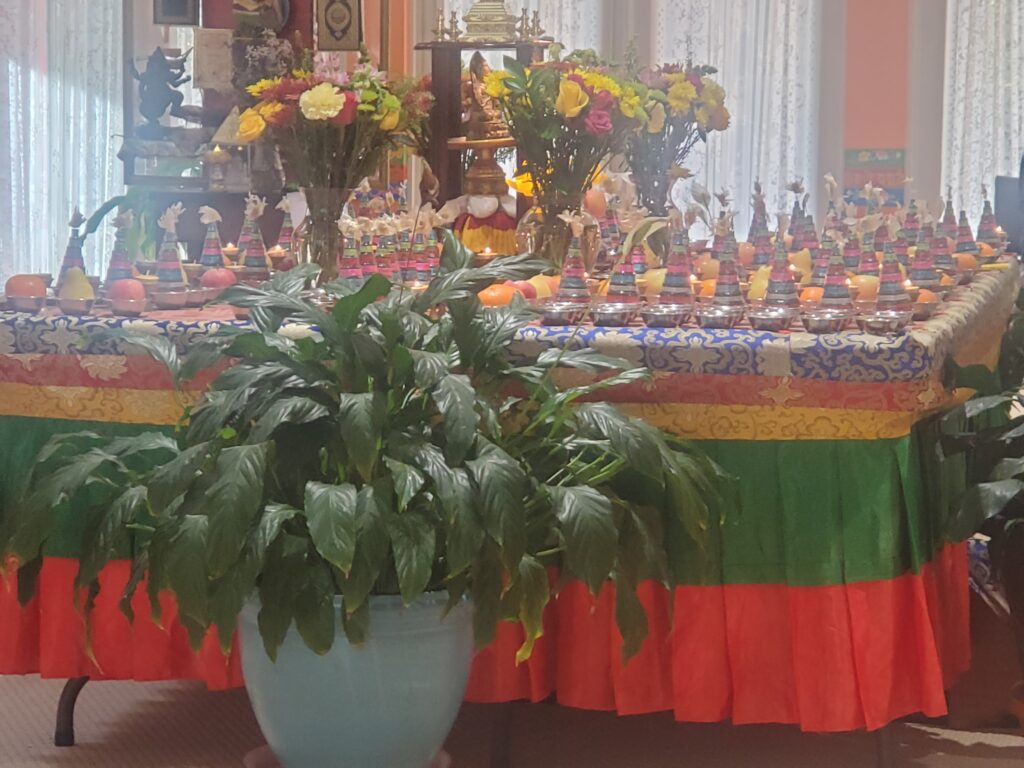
[1,236,719,768]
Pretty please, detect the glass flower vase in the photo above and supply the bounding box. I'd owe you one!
[292,187,351,283]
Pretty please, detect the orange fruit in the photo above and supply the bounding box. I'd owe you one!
[698,255,720,279]
[477,283,520,307]
[979,242,995,259]
[800,286,824,303]
[737,242,756,268]
[954,253,978,271]
[851,275,880,301]
[700,279,717,298]
[5,274,47,297]
[940,274,955,287]
[917,289,938,303]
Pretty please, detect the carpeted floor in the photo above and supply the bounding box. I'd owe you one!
[1,676,1023,767]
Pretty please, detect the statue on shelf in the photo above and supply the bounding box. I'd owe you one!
[466,52,510,141]
[130,47,201,139]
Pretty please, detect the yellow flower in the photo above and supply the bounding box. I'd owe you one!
[581,71,622,99]
[379,109,401,131]
[236,108,266,142]
[619,86,642,119]
[256,101,285,122]
[507,172,536,197]
[299,82,345,121]
[667,80,697,115]
[555,78,590,118]
[292,68,312,79]
[246,77,281,98]
[701,78,726,110]
[647,102,667,134]
[695,105,712,131]
[484,70,513,99]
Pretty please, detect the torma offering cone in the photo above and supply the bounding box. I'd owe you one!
[104,211,135,286]
[712,246,744,308]
[660,230,694,304]
[820,246,853,311]
[909,243,941,291]
[955,210,979,255]
[842,236,862,271]
[876,243,911,312]
[607,256,639,303]
[764,237,799,309]
[56,208,87,294]
[155,202,186,285]
[197,206,225,269]
[932,233,955,273]
[555,237,590,304]
[858,234,880,277]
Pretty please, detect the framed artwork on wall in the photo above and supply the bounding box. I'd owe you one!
[316,0,362,51]
[153,0,200,26]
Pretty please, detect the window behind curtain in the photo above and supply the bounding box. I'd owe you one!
[0,0,124,282]
[653,0,820,235]
[942,0,1024,223]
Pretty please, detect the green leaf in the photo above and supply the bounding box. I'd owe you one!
[410,349,453,389]
[341,599,370,645]
[469,540,505,648]
[388,512,437,604]
[338,392,385,482]
[383,457,425,511]
[293,557,337,655]
[467,443,528,571]
[549,485,617,594]
[342,480,393,611]
[333,273,392,331]
[77,485,147,589]
[165,515,210,637]
[575,403,663,482]
[439,228,476,272]
[248,396,331,444]
[514,555,550,663]
[613,570,649,662]
[992,457,1024,481]
[351,331,389,381]
[432,374,478,465]
[147,443,209,514]
[442,469,484,577]
[953,479,1024,539]
[257,534,303,660]
[304,482,359,574]
[15,555,43,607]
[205,443,270,578]
[113,332,181,380]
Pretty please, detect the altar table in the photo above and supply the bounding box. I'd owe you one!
[0,265,1018,733]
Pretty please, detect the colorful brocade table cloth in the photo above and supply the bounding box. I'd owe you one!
[0,265,1019,733]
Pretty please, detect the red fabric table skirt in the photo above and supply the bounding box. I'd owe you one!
[0,545,969,733]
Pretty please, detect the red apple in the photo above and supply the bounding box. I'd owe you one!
[277,257,297,272]
[108,278,147,302]
[200,268,238,289]
[510,280,537,300]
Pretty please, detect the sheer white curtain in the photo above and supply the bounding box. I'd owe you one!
[0,0,124,282]
[942,0,1024,222]
[446,0,603,52]
[653,0,820,233]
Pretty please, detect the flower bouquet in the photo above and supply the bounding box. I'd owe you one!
[238,51,433,281]
[486,57,645,268]
[625,63,729,217]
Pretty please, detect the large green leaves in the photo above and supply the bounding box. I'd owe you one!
[388,512,436,604]
[205,444,270,578]
[338,392,385,482]
[467,442,528,571]
[549,485,617,594]
[304,482,358,574]
[432,374,478,465]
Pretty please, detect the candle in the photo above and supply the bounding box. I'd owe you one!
[267,245,286,264]
[222,242,239,263]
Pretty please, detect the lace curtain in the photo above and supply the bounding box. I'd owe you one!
[0,0,124,281]
[653,0,820,234]
[942,0,1024,222]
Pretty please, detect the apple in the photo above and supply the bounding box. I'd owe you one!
[584,187,608,219]
[201,268,238,289]
[107,278,147,302]
[277,257,297,272]
[510,280,537,300]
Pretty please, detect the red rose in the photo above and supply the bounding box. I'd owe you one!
[584,109,613,135]
[590,89,616,112]
[329,91,358,126]
[567,73,595,96]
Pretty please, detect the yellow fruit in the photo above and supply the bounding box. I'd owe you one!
[643,268,667,297]
[851,275,880,301]
[747,266,771,300]
[788,248,812,276]
[58,267,95,300]
[528,274,553,299]
[698,255,720,279]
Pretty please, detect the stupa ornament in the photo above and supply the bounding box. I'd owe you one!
[462,1,518,42]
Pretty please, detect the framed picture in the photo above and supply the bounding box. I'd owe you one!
[317,0,362,51]
[154,0,200,26]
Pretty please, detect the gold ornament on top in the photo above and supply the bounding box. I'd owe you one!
[461,0,518,42]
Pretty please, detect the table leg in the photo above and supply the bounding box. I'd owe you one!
[54,676,90,747]
[875,723,896,768]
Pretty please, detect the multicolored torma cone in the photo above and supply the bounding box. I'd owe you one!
[764,237,799,309]
[977,198,1000,249]
[932,232,955,273]
[712,242,745,308]
[155,202,186,285]
[876,243,911,312]
[56,208,87,294]
[820,246,853,311]
[104,212,135,286]
[858,234,880,277]
[909,242,941,291]
[555,237,591,304]
[607,257,639,303]
[658,230,694,304]
[842,236,862,271]
[955,210,979,255]
[197,206,225,269]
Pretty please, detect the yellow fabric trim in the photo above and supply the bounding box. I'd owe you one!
[617,403,916,441]
[0,382,193,426]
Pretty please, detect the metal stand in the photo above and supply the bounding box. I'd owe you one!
[875,723,896,768]
[54,676,90,747]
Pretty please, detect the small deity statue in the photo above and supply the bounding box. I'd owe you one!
[130,47,200,139]
[465,52,509,141]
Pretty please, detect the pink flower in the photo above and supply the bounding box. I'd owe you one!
[584,109,613,135]
[329,91,359,125]
[686,71,703,92]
